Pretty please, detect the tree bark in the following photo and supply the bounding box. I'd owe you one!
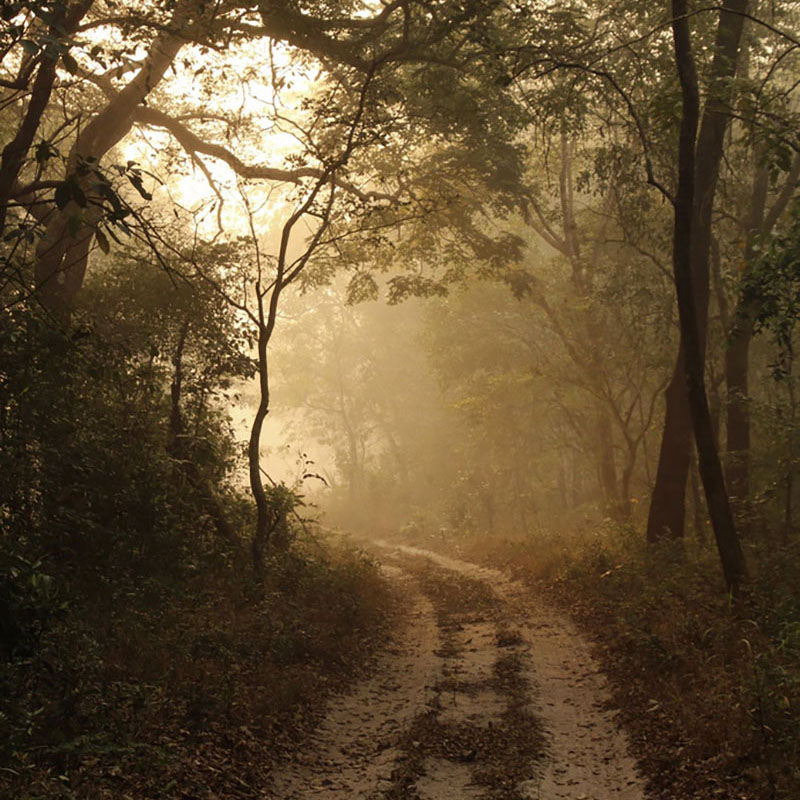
[725,318,755,502]
[34,3,194,314]
[249,326,272,577]
[689,444,706,540]
[648,348,694,539]
[669,0,747,594]
[597,412,621,518]
[724,161,766,503]
[647,0,748,542]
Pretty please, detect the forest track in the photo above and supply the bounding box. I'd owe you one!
[266,542,647,800]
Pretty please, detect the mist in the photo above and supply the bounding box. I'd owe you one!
[3,0,800,797]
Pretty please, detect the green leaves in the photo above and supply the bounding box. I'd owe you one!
[742,201,800,378]
[19,38,39,56]
[54,176,87,210]
[126,170,153,202]
[61,50,79,75]
[3,223,36,244]
[34,139,58,163]
[95,228,110,254]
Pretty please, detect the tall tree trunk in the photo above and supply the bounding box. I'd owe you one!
[571,452,583,507]
[513,464,532,536]
[689,445,706,540]
[168,320,191,456]
[620,437,637,522]
[34,5,193,314]
[597,412,621,518]
[557,456,568,508]
[249,326,272,577]
[670,0,747,594]
[782,355,796,545]
[647,0,748,543]
[725,318,755,503]
[725,162,767,504]
[647,349,694,540]
[726,156,800,508]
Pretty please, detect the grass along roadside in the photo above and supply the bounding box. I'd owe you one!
[455,526,800,800]
[0,535,395,800]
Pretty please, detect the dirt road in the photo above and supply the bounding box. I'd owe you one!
[267,542,647,800]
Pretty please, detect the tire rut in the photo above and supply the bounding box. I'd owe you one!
[266,543,647,800]
[387,544,648,800]
[266,565,441,799]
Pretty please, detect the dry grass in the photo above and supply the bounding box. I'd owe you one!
[462,525,800,800]
[0,538,394,799]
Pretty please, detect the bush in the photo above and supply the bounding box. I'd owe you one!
[0,283,392,797]
[0,532,392,798]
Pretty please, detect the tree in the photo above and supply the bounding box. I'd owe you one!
[513,122,673,520]
[86,239,255,544]
[718,3,800,509]
[668,0,747,592]
[723,149,800,509]
[2,0,536,315]
[3,0,539,574]
[740,200,800,539]
[644,0,750,544]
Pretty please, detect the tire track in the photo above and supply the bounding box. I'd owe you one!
[267,544,648,800]
[387,544,647,800]
[266,566,441,799]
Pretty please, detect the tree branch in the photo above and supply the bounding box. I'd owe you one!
[132,105,399,204]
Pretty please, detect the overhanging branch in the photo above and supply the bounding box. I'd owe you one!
[133,106,399,204]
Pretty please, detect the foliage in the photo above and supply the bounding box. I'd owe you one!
[0,534,391,798]
[743,202,800,378]
[0,226,396,795]
[2,0,800,794]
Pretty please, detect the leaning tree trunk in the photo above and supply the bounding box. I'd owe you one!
[33,5,193,316]
[670,0,747,594]
[647,0,749,543]
[249,325,273,577]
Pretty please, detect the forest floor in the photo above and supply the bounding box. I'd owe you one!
[267,540,646,800]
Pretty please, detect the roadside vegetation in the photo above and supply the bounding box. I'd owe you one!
[1,538,390,799]
[4,0,800,797]
[0,283,392,798]
[441,527,800,800]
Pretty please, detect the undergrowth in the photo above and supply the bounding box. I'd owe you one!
[0,536,392,799]
[0,294,394,799]
[462,527,800,800]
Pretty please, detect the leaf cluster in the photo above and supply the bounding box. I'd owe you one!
[742,201,800,378]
